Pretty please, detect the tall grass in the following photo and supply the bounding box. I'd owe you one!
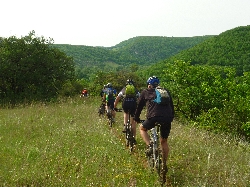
[0,96,249,186]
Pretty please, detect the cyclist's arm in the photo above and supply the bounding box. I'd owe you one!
[114,96,121,108]
[114,90,124,108]
[102,93,106,102]
[134,90,146,119]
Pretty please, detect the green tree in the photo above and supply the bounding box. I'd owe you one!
[0,31,75,105]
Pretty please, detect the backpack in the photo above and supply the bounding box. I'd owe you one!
[106,88,114,100]
[153,86,170,105]
[125,84,136,97]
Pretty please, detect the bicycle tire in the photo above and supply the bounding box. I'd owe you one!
[129,125,135,152]
[124,113,135,152]
[156,149,162,175]
[109,118,113,127]
[155,126,165,185]
[125,123,130,147]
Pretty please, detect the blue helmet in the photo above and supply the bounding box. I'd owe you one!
[147,76,159,87]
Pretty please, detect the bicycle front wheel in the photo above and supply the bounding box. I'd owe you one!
[125,124,129,147]
[155,148,162,175]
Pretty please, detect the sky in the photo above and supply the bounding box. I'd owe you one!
[1,0,250,47]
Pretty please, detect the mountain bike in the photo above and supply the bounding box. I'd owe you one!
[124,111,136,152]
[98,102,105,117]
[106,107,122,127]
[106,106,114,127]
[140,120,166,185]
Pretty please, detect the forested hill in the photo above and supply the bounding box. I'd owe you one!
[161,25,250,76]
[53,35,214,78]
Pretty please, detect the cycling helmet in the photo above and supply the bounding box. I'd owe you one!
[126,79,134,85]
[147,76,159,87]
[106,83,112,88]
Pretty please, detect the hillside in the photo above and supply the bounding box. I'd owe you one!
[53,35,214,78]
[162,25,250,75]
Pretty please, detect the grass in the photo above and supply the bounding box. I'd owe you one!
[0,96,249,186]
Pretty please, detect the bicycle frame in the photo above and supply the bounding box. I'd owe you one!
[150,124,161,169]
[147,123,165,184]
[98,103,105,117]
[125,112,135,152]
[106,106,113,127]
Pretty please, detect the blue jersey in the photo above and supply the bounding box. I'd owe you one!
[105,88,116,101]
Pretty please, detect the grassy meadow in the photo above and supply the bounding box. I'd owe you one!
[0,96,249,187]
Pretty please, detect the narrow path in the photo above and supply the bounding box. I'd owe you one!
[99,111,173,186]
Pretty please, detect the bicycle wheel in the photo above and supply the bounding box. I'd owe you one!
[109,116,113,127]
[155,148,162,176]
[128,124,135,152]
[108,120,112,127]
[106,110,112,127]
[98,104,105,117]
[125,123,130,147]
[154,126,165,184]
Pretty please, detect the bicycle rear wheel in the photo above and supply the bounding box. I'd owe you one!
[125,123,130,147]
[109,118,113,127]
[106,109,113,127]
[125,122,135,152]
[155,148,162,176]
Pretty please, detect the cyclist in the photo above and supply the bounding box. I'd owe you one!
[81,88,88,97]
[103,83,117,122]
[134,76,174,177]
[114,79,140,141]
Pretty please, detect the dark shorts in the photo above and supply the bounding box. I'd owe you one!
[142,116,172,139]
[107,99,115,110]
[122,99,136,117]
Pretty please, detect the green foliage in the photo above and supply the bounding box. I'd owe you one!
[152,60,250,140]
[241,122,250,137]
[53,35,213,79]
[88,70,145,96]
[167,25,250,76]
[0,31,75,106]
[137,26,250,140]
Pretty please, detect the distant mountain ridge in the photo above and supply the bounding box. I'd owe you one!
[162,25,250,75]
[53,35,214,77]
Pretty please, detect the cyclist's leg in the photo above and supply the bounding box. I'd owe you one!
[122,101,129,125]
[140,118,155,146]
[130,101,137,138]
[159,117,172,171]
[122,101,129,132]
[160,138,169,165]
[121,112,129,132]
[131,118,137,138]
[109,100,116,119]
[123,112,129,124]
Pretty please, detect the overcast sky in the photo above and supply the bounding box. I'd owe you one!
[1,0,250,47]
